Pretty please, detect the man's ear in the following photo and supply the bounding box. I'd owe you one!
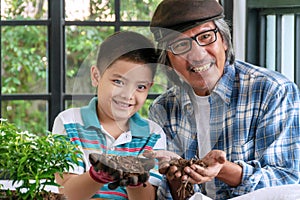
[91,65,100,87]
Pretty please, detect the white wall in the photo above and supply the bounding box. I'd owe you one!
[233,0,246,61]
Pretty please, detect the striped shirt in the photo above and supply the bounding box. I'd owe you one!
[149,60,300,200]
[52,97,166,199]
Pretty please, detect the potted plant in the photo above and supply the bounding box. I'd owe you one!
[0,119,81,200]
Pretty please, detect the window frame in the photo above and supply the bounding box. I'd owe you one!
[246,0,300,87]
[0,0,234,130]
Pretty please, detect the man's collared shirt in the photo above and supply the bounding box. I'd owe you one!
[149,60,300,200]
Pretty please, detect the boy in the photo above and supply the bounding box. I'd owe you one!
[52,31,166,200]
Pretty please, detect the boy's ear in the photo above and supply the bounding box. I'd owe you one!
[91,65,100,87]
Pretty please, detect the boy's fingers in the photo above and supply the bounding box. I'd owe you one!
[142,150,156,158]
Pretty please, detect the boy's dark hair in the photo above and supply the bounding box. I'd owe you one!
[96,31,158,78]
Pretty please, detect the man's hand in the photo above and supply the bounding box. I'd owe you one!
[183,150,226,184]
[143,150,189,199]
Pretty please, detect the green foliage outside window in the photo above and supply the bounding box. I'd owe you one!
[0,0,165,134]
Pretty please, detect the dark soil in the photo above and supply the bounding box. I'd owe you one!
[89,154,155,189]
[168,158,207,200]
[89,154,155,173]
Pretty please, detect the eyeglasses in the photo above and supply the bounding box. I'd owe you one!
[168,28,219,55]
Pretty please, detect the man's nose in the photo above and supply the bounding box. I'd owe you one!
[186,40,208,60]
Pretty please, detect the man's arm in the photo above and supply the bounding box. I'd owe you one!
[185,150,243,187]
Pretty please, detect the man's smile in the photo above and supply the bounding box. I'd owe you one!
[190,63,211,73]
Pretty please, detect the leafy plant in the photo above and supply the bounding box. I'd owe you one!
[0,119,82,199]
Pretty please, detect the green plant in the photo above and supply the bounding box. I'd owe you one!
[0,119,82,199]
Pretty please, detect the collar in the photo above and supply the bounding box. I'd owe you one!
[170,84,195,116]
[174,62,235,106]
[80,97,150,137]
[211,62,235,105]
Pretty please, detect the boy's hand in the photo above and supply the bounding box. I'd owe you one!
[89,165,117,184]
[89,153,155,189]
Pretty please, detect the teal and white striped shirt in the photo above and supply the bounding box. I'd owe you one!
[53,97,166,199]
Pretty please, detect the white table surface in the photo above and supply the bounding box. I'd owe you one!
[2,180,300,199]
[189,184,300,200]
[0,180,59,193]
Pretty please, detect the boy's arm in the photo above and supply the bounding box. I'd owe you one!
[55,172,104,200]
[127,182,156,200]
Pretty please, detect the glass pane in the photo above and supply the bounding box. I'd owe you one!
[65,98,93,109]
[150,66,169,94]
[0,0,48,20]
[281,14,294,81]
[65,26,114,94]
[138,99,154,118]
[1,100,48,135]
[120,0,162,21]
[65,0,115,21]
[266,15,276,71]
[1,26,48,94]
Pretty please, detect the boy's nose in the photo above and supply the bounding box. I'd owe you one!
[119,86,135,100]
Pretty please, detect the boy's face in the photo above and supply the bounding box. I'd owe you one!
[94,60,153,122]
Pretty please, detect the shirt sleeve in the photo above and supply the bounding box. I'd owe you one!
[52,112,86,175]
[52,113,67,136]
[156,176,173,200]
[147,120,167,187]
[230,82,300,195]
[148,119,167,150]
[149,98,178,197]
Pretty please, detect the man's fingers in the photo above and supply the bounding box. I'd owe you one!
[165,165,181,180]
[190,164,206,174]
[217,156,226,164]
[184,166,213,184]
[158,161,170,174]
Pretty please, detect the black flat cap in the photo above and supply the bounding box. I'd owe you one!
[150,0,224,42]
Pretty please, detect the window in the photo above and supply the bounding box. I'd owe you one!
[1,0,233,133]
[0,0,164,133]
[246,0,300,87]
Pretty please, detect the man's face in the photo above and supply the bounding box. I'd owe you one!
[167,21,228,96]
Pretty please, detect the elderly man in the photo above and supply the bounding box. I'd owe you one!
[147,0,300,199]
